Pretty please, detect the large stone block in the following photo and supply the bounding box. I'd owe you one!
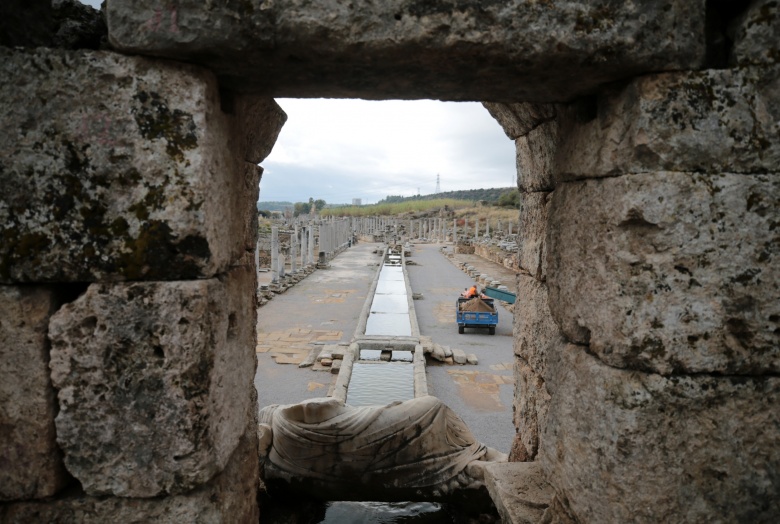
[547,172,779,375]
[513,358,550,462]
[540,344,780,523]
[0,417,260,523]
[731,0,780,66]
[482,462,553,524]
[513,275,565,379]
[0,287,69,500]
[107,1,706,101]
[518,191,551,281]
[48,266,257,497]
[516,119,559,193]
[482,102,557,140]
[555,67,780,179]
[0,47,277,283]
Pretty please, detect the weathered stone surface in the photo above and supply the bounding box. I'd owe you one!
[233,95,287,164]
[731,0,780,66]
[0,287,69,500]
[452,348,467,365]
[513,276,565,379]
[516,119,560,193]
[540,344,780,523]
[482,103,557,140]
[107,1,706,101]
[0,417,260,523]
[48,266,256,497]
[555,67,780,179]
[513,358,550,462]
[547,172,780,375]
[0,0,52,47]
[52,0,107,50]
[483,462,553,524]
[518,191,551,281]
[0,47,274,283]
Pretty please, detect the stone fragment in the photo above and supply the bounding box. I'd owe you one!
[518,192,551,281]
[452,348,467,365]
[482,462,553,524]
[330,359,342,374]
[48,266,256,497]
[731,0,780,66]
[107,1,706,101]
[483,103,557,140]
[0,286,69,500]
[513,358,550,462]
[555,67,780,180]
[0,47,277,283]
[516,119,559,192]
[0,418,260,523]
[540,344,780,523]
[466,354,479,365]
[442,346,453,358]
[513,276,565,378]
[320,358,333,367]
[547,172,780,375]
[430,344,446,362]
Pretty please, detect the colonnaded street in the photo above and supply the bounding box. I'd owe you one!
[254,242,516,453]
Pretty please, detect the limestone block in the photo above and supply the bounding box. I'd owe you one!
[540,344,780,523]
[0,287,68,500]
[513,358,550,462]
[48,266,256,497]
[107,1,706,101]
[233,95,287,164]
[0,47,271,283]
[518,192,551,281]
[482,462,553,524]
[513,276,565,379]
[547,172,780,375]
[0,418,260,523]
[452,348,467,365]
[731,0,780,66]
[555,67,780,180]
[482,103,557,140]
[516,119,560,192]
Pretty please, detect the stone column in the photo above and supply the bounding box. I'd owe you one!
[291,226,298,273]
[270,225,279,283]
[308,222,315,266]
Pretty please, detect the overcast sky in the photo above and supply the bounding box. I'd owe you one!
[263,99,516,205]
[78,1,516,205]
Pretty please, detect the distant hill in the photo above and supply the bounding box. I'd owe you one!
[377,187,513,204]
[257,201,293,212]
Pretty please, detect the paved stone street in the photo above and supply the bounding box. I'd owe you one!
[254,241,517,454]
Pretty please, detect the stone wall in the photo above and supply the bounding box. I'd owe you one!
[0,44,284,519]
[492,2,779,521]
[474,244,520,272]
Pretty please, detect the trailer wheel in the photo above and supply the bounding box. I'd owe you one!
[458,325,464,334]
[489,326,495,335]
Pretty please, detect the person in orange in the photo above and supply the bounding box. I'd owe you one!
[462,285,478,298]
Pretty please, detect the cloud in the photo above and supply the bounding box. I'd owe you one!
[262,99,515,204]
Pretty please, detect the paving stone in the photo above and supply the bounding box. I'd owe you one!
[0,417,259,522]
[555,66,780,180]
[107,1,706,101]
[548,172,780,375]
[540,344,780,523]
[48,266,256,497]
[0,47,282,282]
[0,286,69,500]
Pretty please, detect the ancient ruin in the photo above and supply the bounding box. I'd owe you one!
[1,0,778,522]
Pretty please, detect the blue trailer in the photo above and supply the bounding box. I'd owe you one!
[456,297,498,335]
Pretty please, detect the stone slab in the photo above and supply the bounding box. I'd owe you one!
[0,286,69,500]
[540,344,780,523]
[482,103,557,140]
[513,276,565,379]
[48,266,256,497]
[513,358,550,462]
[0,47,274,282]
[0,417,260,523]
[516,119,559,193]
[518,191,551,281]
[555,66,780,180]
[547,172,780,375]
[731,0,780,66]
[483,462,553,524]
[452,348,467,365]
[107,1,706,101]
